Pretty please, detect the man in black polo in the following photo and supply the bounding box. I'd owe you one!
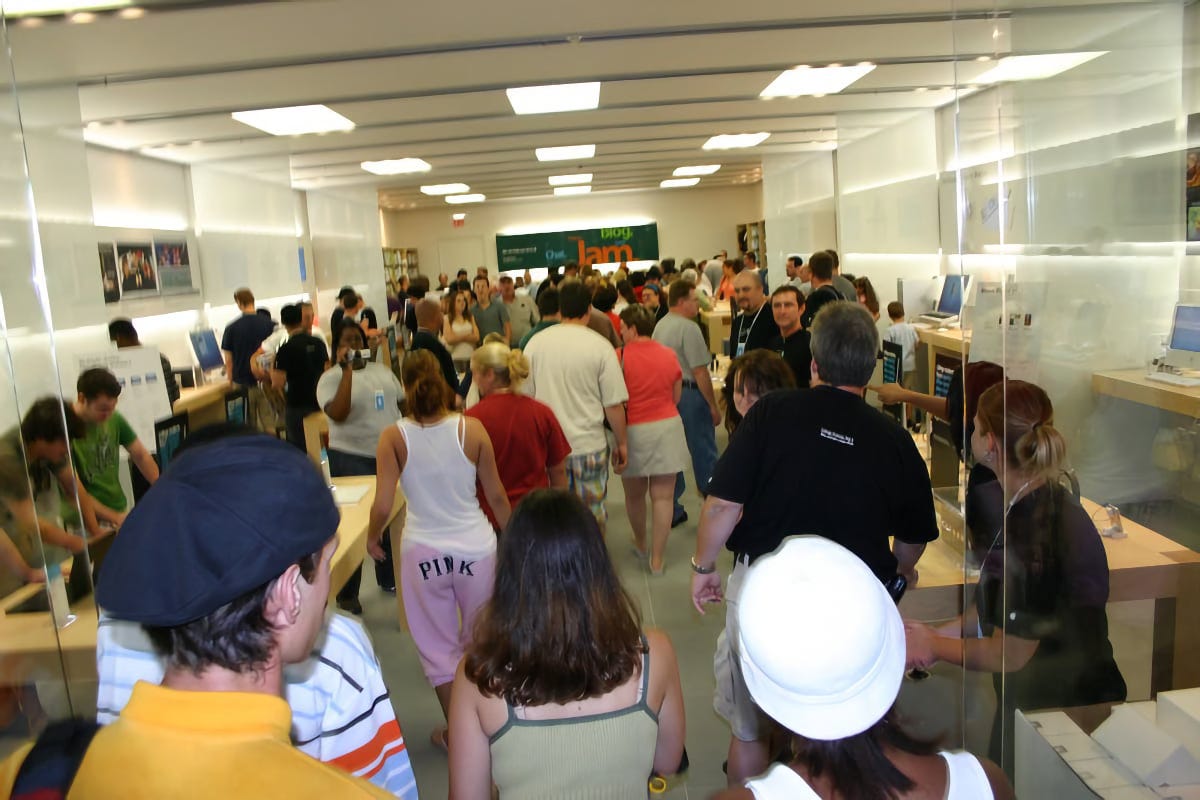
[800,250,845,330]
[766,285,811,388]
[690,300,937,786]
[727,270,779,357]
[409,298,463,401]
[271,304,329,451]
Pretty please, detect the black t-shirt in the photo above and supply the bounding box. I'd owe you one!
[728,304,780,356]
[274,333,329,410]
[220,313,276,387]
[800,285,846,330]
[410,329,462,396]
[706,386,938,577]
[767,329,812,388]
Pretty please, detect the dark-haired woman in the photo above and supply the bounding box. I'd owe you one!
[448,489,686,799]
[906,380,1126,773]
[367,349,511,748]
[721,349,796,434]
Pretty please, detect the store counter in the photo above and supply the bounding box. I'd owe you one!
[172,383,229,428]
[0,476,404,683]
[1092,368,1200,418]
[902,496,1200,694]
[699,307,732,357]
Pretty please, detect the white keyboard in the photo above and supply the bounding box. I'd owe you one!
[1146,372,1200,388]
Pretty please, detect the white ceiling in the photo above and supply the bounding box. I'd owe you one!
[2,0,1166,209]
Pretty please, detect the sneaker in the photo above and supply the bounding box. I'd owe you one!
[379,584,397,595]
[671,510,689,529]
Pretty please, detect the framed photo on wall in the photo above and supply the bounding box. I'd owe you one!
[117,242,158,296]
[98,243,120,304]
[155,240,194,293]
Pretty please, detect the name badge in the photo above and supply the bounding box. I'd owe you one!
[735,342,746,357]
[375,390,386,411]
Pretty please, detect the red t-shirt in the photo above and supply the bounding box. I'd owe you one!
[620,339,682,425]
[466,392,571,527]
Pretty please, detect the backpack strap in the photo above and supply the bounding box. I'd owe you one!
[11,718,101,799]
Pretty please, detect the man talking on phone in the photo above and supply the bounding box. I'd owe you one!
[316,323,404,613]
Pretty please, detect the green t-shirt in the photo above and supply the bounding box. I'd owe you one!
[71,411,137,513]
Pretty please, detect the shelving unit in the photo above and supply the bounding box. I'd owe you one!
[736,220,766,268]
[382,247,419,284]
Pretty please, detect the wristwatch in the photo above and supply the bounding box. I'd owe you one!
[690,556,716,575]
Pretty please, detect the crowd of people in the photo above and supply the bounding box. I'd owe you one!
[0,251,1129,800]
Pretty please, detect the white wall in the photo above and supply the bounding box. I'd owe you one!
[380,184,763,278]
[760,152,837,291]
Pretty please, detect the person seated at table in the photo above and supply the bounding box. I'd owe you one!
[713,536,1012,800]
[448,489,685,799]
[0,433,396,799]
[466,341,569,526]
[71,368,159,527]
[905,380,1126,774]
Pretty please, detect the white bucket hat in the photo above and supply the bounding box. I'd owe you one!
[736,535,905,741]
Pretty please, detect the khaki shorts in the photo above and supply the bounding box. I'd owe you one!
[713,560,768,742]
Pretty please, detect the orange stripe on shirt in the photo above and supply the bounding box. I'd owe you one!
[329,719,404,774]
[360,740,409,780]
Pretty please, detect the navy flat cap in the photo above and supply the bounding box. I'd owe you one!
[96,434,340,626]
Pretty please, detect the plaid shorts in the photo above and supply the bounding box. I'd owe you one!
[565,448,610,525]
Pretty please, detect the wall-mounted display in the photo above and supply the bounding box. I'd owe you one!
[496,223,659,271]
[1187,113,1200,242]
[155,240,193,293]
[117,242,157,295]
[99,243,120,304]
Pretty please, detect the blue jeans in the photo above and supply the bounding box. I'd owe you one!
[327,449,395,601]
[674,384,718,518]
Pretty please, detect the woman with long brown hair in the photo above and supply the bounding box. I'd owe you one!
[905,380,1126,772]
[444,289,480,373]
[448,489,685,799]
[367,349,510,749]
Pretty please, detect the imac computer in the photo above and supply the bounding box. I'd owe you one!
[919,275,970,326]
[189,329,224,384]
[1148,304,1200,387]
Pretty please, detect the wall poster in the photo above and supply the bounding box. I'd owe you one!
[99,244,120,304]
[1188,113,1200,244]
[155,240,193,293]
[117,242,157,295]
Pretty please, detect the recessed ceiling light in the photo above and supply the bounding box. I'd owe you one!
[452,213,467,221]
[6,0,132,11]
[18,16,44,26]
[445,193,486,204]
[420,183,470,195]
[507,82,601,115]
[117,6,144,18]
[702,133,770,150]
[548,173,593,186]
[554,186,591,196]
[661,178,700,188]
[361,158,432,175]
[914,87,929,93]
[974,52,1106,83]
[232,104,355,136]
[673,165,721,176]
[976,56,993,62]
[68,11,96,22]
[760,63,876,98]
[535,144,596,161]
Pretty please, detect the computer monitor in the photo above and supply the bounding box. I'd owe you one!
[1166,304,1200,370]
[189,329,223,372]
[225,387,248,425]
[936,275,970,316]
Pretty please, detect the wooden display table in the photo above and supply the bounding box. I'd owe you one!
[700,307,732,357]
[902,496,1200,694]
[1091,369,1200,418]
[0,476,404,684]
[172,383,228,428]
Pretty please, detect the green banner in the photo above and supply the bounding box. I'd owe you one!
[496,223,659,271]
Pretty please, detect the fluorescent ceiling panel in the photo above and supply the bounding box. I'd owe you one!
[445,193,486,204]
[5,0,129,13]
[535,144,596,162]
[361,158,432,175]
[554,186,592,196]
[673,165,721,177]
[420,183,469,195]
[760,63,876,97]
[661,178,700,188]
[231,104,355,136]
[974,52,1107,84]
[702,133,770,150]
[548,173,593,186]
[507,82,601,115]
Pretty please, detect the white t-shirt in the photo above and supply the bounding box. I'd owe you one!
[315,364,404,458]
[885,321,921,374]
[525,322,628,455]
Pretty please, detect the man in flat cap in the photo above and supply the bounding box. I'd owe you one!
[0,434,395,798]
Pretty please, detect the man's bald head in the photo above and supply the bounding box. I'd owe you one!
[415,298,442,329]
[733,269,766,313]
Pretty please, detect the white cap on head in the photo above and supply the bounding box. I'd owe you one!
[736,536,905,741]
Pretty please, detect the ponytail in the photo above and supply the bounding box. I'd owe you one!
[1014,422,1067,477]
[471,342,528,390]
[976,380,1066,477]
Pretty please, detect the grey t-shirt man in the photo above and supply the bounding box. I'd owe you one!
[652,312,709,380]
[505,294,539,344]
[472,300,511,341]
[833,275,857,303]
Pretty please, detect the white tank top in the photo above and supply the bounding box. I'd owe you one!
[744,751,993,800]
[396,414,496,559]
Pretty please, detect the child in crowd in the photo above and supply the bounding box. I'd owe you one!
[884,301,922,430]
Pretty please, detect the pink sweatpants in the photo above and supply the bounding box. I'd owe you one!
[400,542,497,686]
